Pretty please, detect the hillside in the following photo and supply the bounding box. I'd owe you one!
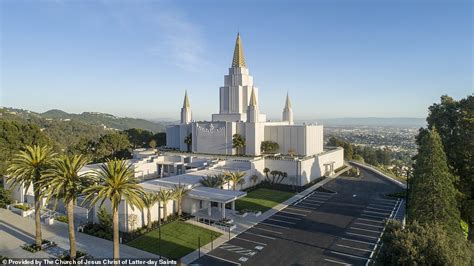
[1,107,166,132]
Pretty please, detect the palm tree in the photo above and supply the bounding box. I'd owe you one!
[82,159,145,260]
[156,189,174,223]
[200,174,225,188]
[7,145,56,250]
[232,134,246,155]
[184,133,192,152]
[41,154,92,259]
[172,183,192,216]
[250,175,258,186]
[226,171,246,190]
[263,168,270,182]
[142,192,159,229]
[270,170,279,184]
[277,172,288,184]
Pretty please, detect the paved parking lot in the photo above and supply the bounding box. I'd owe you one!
[191,168,404,266]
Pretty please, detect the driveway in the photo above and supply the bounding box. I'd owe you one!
[191,168,404,265]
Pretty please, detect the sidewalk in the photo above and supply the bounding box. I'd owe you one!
[0,208,159,259]
[181,174,340,265]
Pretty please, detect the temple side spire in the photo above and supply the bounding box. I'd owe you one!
[249,87,257,107]
[183,90,190,108]
[284,93,292,109]
[181,91,192,124]
[232,32,246,68]
[282,92,294,125]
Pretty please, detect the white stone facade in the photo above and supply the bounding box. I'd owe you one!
[166,33,328,158]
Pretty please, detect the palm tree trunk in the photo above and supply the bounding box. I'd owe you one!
[66,199,77,259]
[147,208,152,229]
[33,185,42,249]
[163,202,168,222]
[178,199,182,216]
[112,209,120,260]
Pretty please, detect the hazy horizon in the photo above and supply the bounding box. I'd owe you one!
[1,1,472,119]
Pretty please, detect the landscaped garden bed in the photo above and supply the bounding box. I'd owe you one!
[58,250,92,260]
[11,203,34,217]
[235,188,294,213]
[22,240,56,253]
[127,220,222,259]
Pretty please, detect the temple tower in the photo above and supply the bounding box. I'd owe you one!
[180,91,192,124]
[282,93,294,125]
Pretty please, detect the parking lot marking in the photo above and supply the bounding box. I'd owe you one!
[235,237,267,246]
[280,210,307,216]
[376,198,397,203]
[310,194,332,200]
[330,251,369,261]
[369,204,395,210]
[361,213,387,219]
[346,232,378,239]
[354,222,384,229]
[304,199,326,204]
[253,226,284,234]
[205,253,241,265]
[340,237,376,246]
[267,218,296,225]
[349,227,381,234]
[243,231,276,240]
[324,258,352,265]
[336,244,372,253]
[273,214,301,221]
[314,191,334,195]
[286,207,312,213]
[297,202,321,207]
[260,222,290,229]
[367,206,393,212]
[238,257,248,262]
[357,217,384,223]
[363,210,391,215]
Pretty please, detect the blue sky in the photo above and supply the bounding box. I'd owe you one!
[1,0,472,120]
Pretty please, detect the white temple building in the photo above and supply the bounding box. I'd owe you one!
[166,33,342,164]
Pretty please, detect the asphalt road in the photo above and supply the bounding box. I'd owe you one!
[191,168,405,266]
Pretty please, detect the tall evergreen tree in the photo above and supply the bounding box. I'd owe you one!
[409,128,461,233]
[425,95,474,240]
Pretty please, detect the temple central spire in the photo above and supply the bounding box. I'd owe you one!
[232,32,246,68]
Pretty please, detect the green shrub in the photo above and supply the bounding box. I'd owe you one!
[55,215,68,223]
[13,204,31,211]
[0,187,12,208]
[97,207,112,231]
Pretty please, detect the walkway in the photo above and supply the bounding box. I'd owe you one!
[0,208,158,259]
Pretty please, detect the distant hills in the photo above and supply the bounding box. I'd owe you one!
[299,117,426,128]
[1,107,167,132]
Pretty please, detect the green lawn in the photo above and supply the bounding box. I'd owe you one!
[235,188,295,213]
[127,221,221,259]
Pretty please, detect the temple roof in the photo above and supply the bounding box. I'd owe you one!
[232,33,246,68]
[183,91,190,108]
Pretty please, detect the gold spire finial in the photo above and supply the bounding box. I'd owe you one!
[249,88,257,107]
[232,32,246,68]
[183,91,190,108]
[285,93,292,109]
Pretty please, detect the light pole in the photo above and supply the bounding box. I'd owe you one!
[158,201,162,259]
